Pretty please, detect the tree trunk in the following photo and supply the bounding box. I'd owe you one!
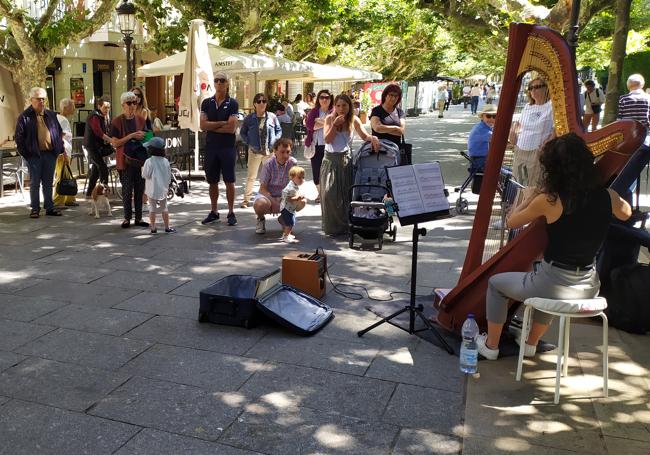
[602,0,632,125]
[11,53,49,108]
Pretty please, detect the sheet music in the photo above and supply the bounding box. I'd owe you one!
[413,162,449,213]
[386,165,425,218]
[387,163,448,219]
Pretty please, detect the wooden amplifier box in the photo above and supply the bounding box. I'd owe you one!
[281,251,327,299]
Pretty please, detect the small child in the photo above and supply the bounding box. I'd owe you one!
[279,165,306,243]
[141,137,176,234]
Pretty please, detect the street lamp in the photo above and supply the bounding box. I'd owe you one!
[116,0,136,89]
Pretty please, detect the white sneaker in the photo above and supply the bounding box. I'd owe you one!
[255,217,266,234]
[475,333,499,360]
[281,234,299,243]
[511,326,537,357]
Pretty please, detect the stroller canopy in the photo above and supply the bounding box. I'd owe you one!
[352,139,400,167]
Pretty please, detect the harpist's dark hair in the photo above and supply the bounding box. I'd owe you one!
[539,133,600,213]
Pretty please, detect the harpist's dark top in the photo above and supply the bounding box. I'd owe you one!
[544,187,611,267]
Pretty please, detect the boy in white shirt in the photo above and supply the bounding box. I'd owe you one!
[142,137,176,234]
[279,166,306,243]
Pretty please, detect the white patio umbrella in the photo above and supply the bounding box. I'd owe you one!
[178,19,214,172]
[468,74,487,80]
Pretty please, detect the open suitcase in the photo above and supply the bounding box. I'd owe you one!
[198,269,334,335]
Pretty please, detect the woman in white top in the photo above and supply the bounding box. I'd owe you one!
[508,77,554,187]
[293,94,310,116]
[304,90,334,203]
[321,93,379,236]
[53,98,77,206]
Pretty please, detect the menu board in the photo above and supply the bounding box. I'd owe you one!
[386,162,450,225]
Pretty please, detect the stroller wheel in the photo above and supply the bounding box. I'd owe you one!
[378,234,384,250]
[455,198,469,214]
[348,233,354,249]
[391,225,397,242]
[167,185,176,201]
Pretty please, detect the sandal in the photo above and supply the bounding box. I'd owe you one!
[121,220,131,229]
[29,210,40,219]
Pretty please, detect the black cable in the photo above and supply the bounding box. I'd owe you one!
[317,246,432,302]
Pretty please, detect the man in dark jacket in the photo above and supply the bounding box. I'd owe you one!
[15,87,65,218]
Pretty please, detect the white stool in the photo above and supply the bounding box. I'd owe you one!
[515,297,609,404]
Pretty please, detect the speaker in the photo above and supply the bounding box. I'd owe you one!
[282,251,327,299]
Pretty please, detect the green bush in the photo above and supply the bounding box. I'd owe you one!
[621,51,650,91]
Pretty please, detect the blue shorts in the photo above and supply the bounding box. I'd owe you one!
[204,147,236,184]
[279,208,296,227]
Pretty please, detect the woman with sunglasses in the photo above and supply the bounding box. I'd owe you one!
[239,93,282,208]
[370,83,405,147]
[467,104,497,171]
[131,86,152,130]
[305,90,334,203]
[508,77,554,187]
[321,94,379,236]
[110,92,149,229]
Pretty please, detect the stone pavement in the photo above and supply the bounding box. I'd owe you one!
[0,104,648,454]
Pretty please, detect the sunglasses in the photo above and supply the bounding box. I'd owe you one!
[529,84,546,90]
[214,78,227,84]
[484,114,496,119]
[319,95,331,100]
[254,99,267,104]
[124,101,137,106]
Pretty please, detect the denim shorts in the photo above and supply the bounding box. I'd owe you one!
[278,208,296,227]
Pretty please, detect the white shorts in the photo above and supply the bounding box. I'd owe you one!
[148,198,168,214]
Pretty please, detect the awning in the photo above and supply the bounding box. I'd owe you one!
[137,45,381,82]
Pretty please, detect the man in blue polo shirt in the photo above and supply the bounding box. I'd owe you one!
[200,71,240,226]
[467,103,497,171]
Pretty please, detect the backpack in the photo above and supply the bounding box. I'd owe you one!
[605,262,650,334]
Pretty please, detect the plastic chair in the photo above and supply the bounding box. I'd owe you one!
[516,296,609,404]
[2,158,27,199]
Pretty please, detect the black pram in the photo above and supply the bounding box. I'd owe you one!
[348,139,400,249]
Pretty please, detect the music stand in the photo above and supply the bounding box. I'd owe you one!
[357,162,454,354]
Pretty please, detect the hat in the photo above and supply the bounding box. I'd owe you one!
[143,136,165,150]
[478,104,498,117]
[214,71,229,81]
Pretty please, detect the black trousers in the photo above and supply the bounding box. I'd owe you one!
[120,166,145,221]
[86,149,109,196]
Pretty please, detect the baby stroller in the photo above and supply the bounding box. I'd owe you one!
[348,139,400,250]
[167,160,189,200]
[454,151,484,214]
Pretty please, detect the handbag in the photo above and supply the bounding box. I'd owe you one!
[303,143,315,160]
[56,161,78,196]
[98,143,115,157]
[399,135,412,165]
[124,140,148,168]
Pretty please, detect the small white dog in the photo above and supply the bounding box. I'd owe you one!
[88,183,112,219]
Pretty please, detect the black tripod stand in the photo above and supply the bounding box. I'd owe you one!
[357,223,454,354]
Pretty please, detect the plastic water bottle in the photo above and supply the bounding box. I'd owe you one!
[459,313,479,374]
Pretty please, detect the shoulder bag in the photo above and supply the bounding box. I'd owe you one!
[56,161,78,196]
[399,135,412,166]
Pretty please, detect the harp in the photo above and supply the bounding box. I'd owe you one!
[436,23,647,333]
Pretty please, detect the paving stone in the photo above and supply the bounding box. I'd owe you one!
[16,328,152,370]
[126,315,265,355]
[90,376,243,441]
[92,270,190,293]
[245,330,379,375]
[29,262,114,284]
[0,396,8,406]
[0,245,63,261]
[365,340,465,393]
[239,362,396,420]
[114,428,262,455]
[0,276,49,294]
[0,351,27,373]
[462,435,580,454]
[392,428,462,455]
[0,319,54,351]
[0,357,130,411]
[168,278,214,297]
[122,344,264,391]
[103,255,187,274]
[0,294,68,322]
[114,292,199,319]
[603,435,650,455]
[220,403,399,454]
[0,399,139,455]
[16,281,141,307]
[35,249,120,266]
[382,383,464,436]
[32,304,153,336]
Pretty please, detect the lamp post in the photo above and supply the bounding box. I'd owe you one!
[116,0,136,89]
